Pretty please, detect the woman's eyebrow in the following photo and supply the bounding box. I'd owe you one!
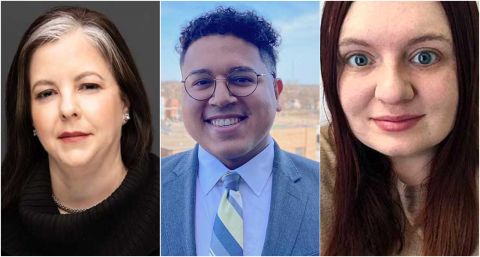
[338,38,370,48]
[406,33,452,46]
[339,33,452,48]
[31,79,55,90]
[74,71,105,82]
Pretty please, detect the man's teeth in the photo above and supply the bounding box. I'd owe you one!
[211,118,240,127]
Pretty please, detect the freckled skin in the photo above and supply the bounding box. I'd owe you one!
[338,2,458,163]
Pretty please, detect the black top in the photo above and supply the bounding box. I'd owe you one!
[2,154,159,255]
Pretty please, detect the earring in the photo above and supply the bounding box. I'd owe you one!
[123,112,130,124]
[33,129,37,137]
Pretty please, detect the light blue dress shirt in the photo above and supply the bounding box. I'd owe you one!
[195,137,274,256]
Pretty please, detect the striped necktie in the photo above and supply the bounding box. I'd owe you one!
[209,172,243,256]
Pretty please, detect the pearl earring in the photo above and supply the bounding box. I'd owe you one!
[123,112,130,124]
[33,129,37,137]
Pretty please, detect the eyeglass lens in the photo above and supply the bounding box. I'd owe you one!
[184,70,260,100]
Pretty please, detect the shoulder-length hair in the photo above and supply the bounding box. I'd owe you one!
[321,2,478,255]
[2,6,152,209]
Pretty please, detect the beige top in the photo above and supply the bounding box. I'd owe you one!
[320,125,478,255]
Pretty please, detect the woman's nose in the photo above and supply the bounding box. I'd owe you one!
[59,91,80,120]
[374,62,415,105]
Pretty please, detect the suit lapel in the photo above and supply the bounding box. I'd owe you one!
[161,146,198,256]
[262,143,309,256]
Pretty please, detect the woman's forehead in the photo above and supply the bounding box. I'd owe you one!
[339,2,452,48]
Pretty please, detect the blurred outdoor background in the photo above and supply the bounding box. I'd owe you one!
[161,1,321,161]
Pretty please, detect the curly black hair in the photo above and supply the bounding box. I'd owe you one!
[177,6,281,75]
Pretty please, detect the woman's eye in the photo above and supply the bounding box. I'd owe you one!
[81,83,100,90]
[411,51,439,65]
[347,54,371,67]
[36,89,56,99]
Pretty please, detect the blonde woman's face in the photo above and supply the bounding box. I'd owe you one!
[338,2,458,159]
[30,30,128,168]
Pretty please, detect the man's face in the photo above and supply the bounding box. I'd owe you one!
[181,35,282,169]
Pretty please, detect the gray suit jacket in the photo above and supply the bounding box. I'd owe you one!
[161,143,319,256]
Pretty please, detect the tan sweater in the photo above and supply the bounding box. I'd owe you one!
[320,125,478,255]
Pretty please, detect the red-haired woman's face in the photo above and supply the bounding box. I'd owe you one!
[338,2,458,164]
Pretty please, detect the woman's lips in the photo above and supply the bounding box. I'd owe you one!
[58,131,91,143]
[372,115,424,132]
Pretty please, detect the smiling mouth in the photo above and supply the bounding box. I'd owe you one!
[206,117,247,127]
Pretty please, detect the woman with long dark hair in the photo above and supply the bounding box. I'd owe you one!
[320,2,478,255]
[1,6,159,255]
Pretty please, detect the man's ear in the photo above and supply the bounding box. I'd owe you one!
[274,78,283,98]
[274,78,283,112]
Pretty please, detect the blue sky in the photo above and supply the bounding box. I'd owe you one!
[160,1,320,85]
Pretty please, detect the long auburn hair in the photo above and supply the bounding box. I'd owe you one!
[321,2,478,255]
[2,6,152,209]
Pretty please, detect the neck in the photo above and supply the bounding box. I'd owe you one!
[49,151,127,212]
[220,135,271,170]
[390,149,435,186]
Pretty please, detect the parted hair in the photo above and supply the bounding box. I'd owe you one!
[321,1,478,255]
[2,6,152,209]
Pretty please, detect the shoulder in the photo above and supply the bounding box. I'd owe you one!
[1,206,37,255]
[320,124,336,191]
[161,148,194,170]
[275,145,319,186]
[146,153,159,173]
[282,150,319,174]
[138,153,159,185]
[319,124,336,248]
[160,148,197,183]
[320,124,336,164]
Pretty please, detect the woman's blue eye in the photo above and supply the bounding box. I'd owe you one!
[412,51,438,65]
[347,54,370,67]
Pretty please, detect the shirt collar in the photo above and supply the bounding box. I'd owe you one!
[198,136,274,197]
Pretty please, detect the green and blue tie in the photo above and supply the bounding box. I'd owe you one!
[209,172,243,256]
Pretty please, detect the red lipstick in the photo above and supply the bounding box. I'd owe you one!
[58,131,91,143]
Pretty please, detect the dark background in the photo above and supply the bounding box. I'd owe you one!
[1,1,160,159]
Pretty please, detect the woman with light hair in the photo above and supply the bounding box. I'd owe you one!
[1,6,159,255]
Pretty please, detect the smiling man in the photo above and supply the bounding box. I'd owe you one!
[161,7,319,256]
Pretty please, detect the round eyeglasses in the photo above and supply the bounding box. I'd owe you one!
[182,70,273,101]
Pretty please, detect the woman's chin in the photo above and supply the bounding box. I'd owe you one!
[49,152,94,169]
